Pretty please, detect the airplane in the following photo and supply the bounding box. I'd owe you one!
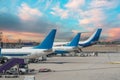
[54,28,102,48]
[0,29,56,60]
[53,33,81,55]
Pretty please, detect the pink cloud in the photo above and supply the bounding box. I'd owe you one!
[79,8,105,25]
[107,28,120,41]
[65,0,85,9]
[1,30,44,42]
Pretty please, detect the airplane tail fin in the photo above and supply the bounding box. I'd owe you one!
[33,29,56,49]
[67,33,81,47]
[88,28,102,42]
[79,28,102,47]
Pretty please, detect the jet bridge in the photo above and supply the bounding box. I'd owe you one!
[0,58,24,73]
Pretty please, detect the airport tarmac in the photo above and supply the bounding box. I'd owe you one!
[1,53,120,80]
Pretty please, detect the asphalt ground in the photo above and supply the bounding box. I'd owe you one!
[1,53,120,80]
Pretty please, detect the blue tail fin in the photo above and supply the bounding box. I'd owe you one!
[33,29,56,49]
[67,33,81,47]
[79,28,102,47]
[87,28,102,42]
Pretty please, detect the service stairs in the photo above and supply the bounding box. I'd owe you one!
[0,58,24,73]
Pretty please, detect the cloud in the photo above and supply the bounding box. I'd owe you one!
[51,0,119,34]
[1,30,45,42]
[107,28,120,41]
[0,13,59,35]
[79,8,105,26]
[1,28,74,42]
[51,5,68,19]
[0,13,51,34]
[0,13,23,31]
[18,3,42,21]
[89,0,119,9]
[72,30,80,34]
[65,0,85,9]
[50,0,106,29]
[78,0,119,31]
[50,0,85,19]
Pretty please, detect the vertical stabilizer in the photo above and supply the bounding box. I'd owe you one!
[33,29,56,49]
[87,28,102,42]
[79,28,102,47]
[67,33,81,47]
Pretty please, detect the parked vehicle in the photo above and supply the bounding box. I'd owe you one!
[6,68,18,75]
[39,68,52,72]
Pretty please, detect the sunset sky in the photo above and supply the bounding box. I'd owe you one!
[0,0,120,42]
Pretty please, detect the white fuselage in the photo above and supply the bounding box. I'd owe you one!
[53,42,68,46]
[53,46,76,52]
[22,46,76,52]
[1,49,53,59]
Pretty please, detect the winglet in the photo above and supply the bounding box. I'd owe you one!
[33,29,56,49]
[67,33,81,47]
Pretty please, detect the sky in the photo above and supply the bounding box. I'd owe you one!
[0,0,120,42]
